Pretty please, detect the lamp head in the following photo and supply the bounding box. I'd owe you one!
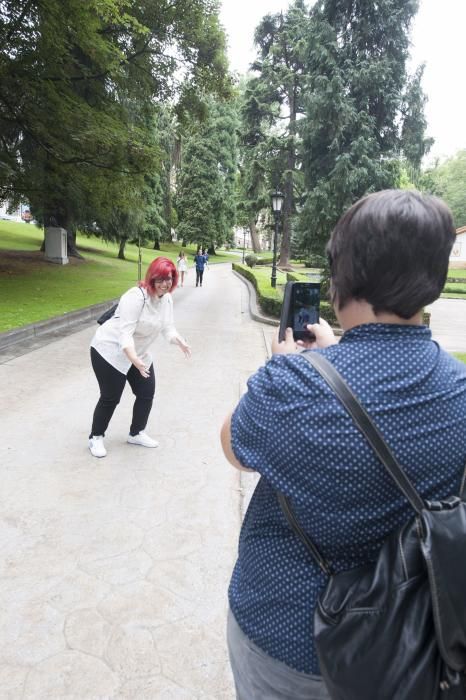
[271,191,284,213]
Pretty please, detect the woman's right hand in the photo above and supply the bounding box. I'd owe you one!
[134,357,150,378]
[300,318,338,349]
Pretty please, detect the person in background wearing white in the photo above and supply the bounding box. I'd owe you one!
[177,250,188,287]
[88,256,191,458]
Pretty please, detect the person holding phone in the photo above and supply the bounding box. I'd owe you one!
[221,190,466,699]
[88,257,191,458]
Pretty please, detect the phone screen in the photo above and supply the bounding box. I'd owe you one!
[279,281,321,342]
[292,283,320,340]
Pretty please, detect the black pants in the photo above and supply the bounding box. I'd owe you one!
[90,347,155,438]
[196,269,204,286]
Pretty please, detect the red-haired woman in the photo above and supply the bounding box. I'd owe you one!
[88,257,191,458]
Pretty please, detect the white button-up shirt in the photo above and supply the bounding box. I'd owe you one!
[90,286,179,374]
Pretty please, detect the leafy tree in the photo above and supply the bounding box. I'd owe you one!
[235,79,268,253]
[176,97,238,252]
[400,65,434,181]
[420,150,466,228]
[298,0,430,256]
[0,0,230,257]
[243,0,310,266]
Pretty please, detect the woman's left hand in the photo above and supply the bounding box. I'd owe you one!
[272,327,301,355]
[176,337,191,358]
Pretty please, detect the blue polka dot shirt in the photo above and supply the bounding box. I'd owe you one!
[229,324,466,675]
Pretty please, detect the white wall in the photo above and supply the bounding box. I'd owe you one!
[450,232,466,265]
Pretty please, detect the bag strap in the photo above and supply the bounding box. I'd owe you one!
[278,350,426,575]
[139,285,146,308]
[115,286,146,320]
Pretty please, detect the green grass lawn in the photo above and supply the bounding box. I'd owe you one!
[0,221,239,332]
[1,219,465,333]
[453,353,466,364]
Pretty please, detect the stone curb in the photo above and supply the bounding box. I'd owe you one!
[232,270,279,327]
[0,299,118,351]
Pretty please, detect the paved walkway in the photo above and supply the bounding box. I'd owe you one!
[0,265,464,699]
[426,297,466,353]
[0,264,264,699]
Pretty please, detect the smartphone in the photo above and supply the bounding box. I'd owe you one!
[279,281,320,342]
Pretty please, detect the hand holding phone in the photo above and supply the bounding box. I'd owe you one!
[279,281,321,343]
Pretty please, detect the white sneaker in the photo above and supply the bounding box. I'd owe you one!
[127,431,159,448]
[89,435,107,458]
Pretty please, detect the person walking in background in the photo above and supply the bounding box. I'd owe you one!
[220,190,466,699]
[202,248,209,270]
[177,250,188,287]
[88,257,191,458]
[194,247,206,287]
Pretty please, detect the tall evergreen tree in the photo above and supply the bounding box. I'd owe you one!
[176,97,238,252]
[298,0,430,255]
[400,65,434,180]
[245,0,310,266]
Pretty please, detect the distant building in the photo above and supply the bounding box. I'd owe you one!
[450,226,466,268]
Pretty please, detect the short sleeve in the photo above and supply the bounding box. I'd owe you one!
[230,356,291,477]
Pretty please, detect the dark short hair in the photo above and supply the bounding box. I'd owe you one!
[326,190,456,318]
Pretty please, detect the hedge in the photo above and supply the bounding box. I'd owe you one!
[232,262,283,316]
[443,283,466,295]
[233,263,431,328]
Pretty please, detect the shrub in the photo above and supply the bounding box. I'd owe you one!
[233,263,431,330]
[244,253,258,268]
[256,255,273,265]
[232,263,282,316]
[443,284,466,295]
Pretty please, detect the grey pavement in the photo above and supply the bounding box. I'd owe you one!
[425,297,466,353]
[0,263,263,700]
[0,266,464,699]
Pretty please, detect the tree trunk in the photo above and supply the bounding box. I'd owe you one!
[249,218,262,253]
[279,86,297,268]
[41,206,83,258]
[153,236,160,250]
[118,237,127,260]
[279,169,293,267]
[66,224,84,259]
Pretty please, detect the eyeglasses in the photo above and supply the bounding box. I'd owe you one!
[153,277,173,285]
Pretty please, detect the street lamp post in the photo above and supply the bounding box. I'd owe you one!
[137,235,142,282]
[270,190,284,288]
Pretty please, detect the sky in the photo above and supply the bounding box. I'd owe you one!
[219,0,465,163]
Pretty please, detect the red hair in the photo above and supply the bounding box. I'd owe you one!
[141,257,178,295]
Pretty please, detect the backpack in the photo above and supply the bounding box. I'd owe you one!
[278,351,466,700]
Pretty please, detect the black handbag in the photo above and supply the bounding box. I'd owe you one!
[96,287,145,325]
[278,351,466,700]
[96,303,118,325]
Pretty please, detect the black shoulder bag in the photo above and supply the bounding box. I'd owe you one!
[278,351,466,700]
[96,287,145,325]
